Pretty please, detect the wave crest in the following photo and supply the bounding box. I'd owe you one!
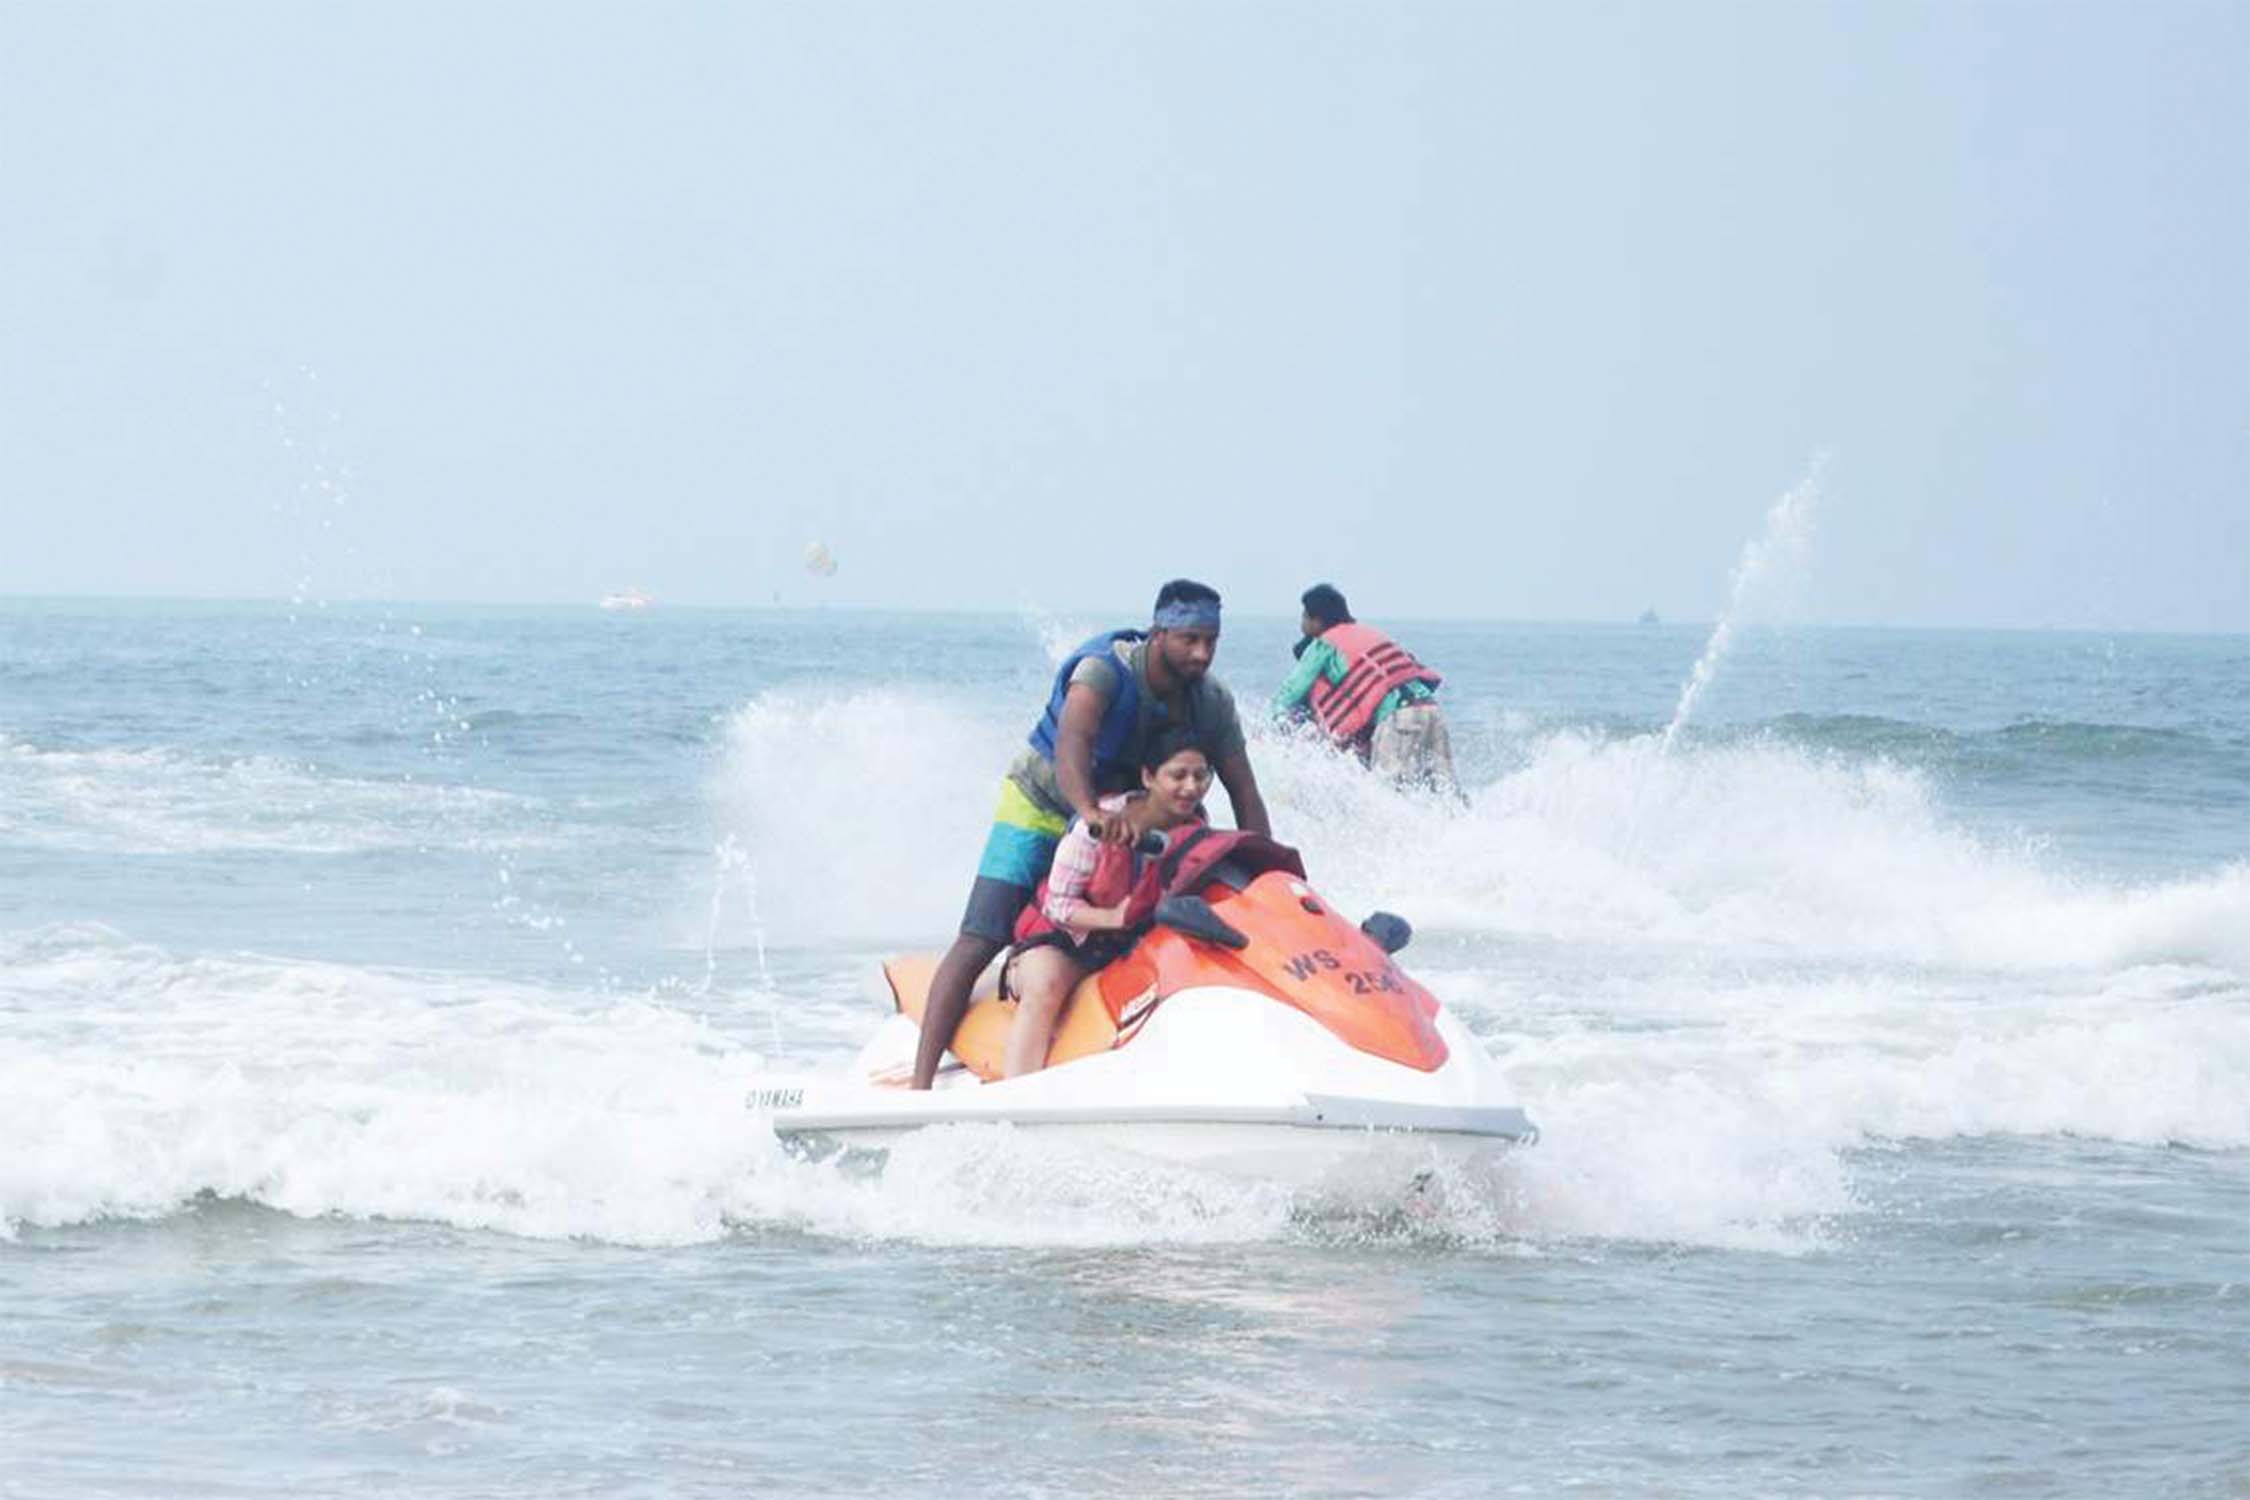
[0,734,538,855]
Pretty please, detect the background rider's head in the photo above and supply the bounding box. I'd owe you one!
[1299,583,1352,642]
[1137,725,1211,827]
[1149,579,1222,686]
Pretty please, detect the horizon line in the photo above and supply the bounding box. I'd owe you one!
[2,591,2244,639]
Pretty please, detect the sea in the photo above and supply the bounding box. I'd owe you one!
[3,598,2245,1498]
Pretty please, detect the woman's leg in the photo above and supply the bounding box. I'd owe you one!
[1003,945,1086,1078]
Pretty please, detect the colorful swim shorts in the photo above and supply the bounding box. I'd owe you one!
[958,777,1070,942]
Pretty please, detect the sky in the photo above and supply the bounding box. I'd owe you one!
[1,0,2244,630]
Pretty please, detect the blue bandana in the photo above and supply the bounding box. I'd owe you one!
[1153,598,1222,632]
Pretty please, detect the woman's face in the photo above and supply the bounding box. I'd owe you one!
[1142,748,1213,823]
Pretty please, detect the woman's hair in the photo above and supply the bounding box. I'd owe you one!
[1138,724,1207,773]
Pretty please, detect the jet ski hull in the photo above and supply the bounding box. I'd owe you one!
[748,985,1536,1203]
[783,1118,1526,1204]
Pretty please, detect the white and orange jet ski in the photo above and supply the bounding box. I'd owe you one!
[745,834,1537,1200]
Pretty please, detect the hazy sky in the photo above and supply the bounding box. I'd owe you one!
[3,1,2244,629]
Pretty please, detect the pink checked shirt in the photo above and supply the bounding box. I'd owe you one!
[1040,794,1134,932]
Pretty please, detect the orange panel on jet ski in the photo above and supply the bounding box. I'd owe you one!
[883,956,1120,1083]
[1125,873,1450,1073]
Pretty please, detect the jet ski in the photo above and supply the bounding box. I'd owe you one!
[745,834,1537,1201]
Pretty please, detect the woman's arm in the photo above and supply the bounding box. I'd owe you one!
[1040,822,1104,927]
[1062,900,1133,933]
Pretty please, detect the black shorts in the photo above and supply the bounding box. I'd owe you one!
[960,875,1033,945]
[1006,927,1136,971]
[1000,928,1135,1001]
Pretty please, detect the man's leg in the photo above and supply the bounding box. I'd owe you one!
[1368,711,1408,783]
[912,781,1066,1089]
[912,929,1003,1089]
[1372,703,1460,799]
[1419,703,1465,801]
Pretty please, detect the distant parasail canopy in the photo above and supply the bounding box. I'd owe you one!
[803,540,838,577]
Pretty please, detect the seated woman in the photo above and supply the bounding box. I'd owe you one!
[1001,728,1212,1078]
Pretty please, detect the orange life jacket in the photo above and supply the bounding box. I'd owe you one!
[1303,622,1442,747]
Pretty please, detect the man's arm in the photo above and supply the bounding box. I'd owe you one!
[1214,748,1273,837]
[1053,680,1132,845]
[1269,638,1335,720]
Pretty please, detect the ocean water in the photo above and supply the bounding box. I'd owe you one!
[3,599,2245,1497]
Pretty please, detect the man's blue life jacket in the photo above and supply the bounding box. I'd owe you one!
[1027,629,1146,778]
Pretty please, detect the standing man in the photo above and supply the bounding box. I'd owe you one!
[911,578,1271,1089]
[1274,582,1462,798]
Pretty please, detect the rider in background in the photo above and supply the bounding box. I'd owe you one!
[911,579,1272,1089]
[1273,582,1463,799]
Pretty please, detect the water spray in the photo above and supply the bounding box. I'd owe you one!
[1660,455,1827,753]
[704,833,786,1057]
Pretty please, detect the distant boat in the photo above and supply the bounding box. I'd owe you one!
[1637,608,1661,626]
[599,589,653,612]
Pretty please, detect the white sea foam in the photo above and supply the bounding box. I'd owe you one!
[1015,604,1102,667]
[0,926,1312,1249]
[1254,722,2250,977]
[5,920,2242,1254]
[0,734,541,855]
[1462,962,2250,1249]
[744,1124,1303,1249]
[0,926,769,1245]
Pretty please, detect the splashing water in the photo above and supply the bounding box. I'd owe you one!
[260,365,358,614]
[1661,457,1827,752]
[703,833,784,1056]
[1016,603,1100,667]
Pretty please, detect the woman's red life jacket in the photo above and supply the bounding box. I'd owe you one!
[1154,826,1306,894]
[1303,622,1442,748]
[1013,817,1201,946]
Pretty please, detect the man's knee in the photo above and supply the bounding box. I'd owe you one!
[943,932,1002,967]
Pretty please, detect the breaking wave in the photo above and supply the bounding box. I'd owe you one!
[706,689,2250,977]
